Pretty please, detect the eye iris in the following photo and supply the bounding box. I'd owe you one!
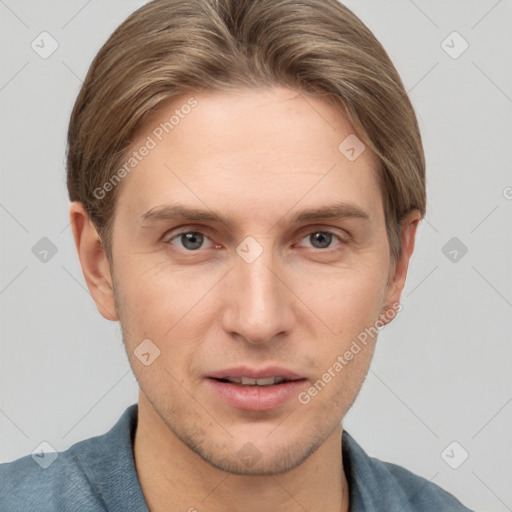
[181,232,203,250]
[178,232,334,250]
[310,232,332,249]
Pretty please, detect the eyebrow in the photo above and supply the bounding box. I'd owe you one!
[140,201,370,227]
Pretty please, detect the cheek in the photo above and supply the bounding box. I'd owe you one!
[112,259,180,339]
[113,258,220,358]
[113,269,191,392]
[299,273,384,416]
[295,260,389,339]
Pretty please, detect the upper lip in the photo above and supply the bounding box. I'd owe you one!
[207,366,305,381]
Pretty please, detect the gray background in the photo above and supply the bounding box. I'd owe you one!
[1,1,511,510]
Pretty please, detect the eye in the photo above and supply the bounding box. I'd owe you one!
[167,231,216,251]
[165,229,345,253]
[296,231,344,250]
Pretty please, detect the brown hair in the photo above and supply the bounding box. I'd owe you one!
[66,0,426,263]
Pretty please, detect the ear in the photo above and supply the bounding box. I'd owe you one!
[69,202,118,321]
[380,210,422,326]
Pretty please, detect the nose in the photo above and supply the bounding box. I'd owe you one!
[220,244,295,346]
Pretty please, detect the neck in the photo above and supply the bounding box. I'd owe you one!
[133,394,350,512]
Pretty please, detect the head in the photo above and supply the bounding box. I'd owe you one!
[68,0,425,475]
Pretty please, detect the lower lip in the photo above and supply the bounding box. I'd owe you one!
[206,378,308,411]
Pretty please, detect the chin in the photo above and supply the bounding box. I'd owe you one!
[182,424,328,476]
[200,442,318,476]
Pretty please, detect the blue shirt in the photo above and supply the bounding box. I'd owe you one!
[0,404,474,511]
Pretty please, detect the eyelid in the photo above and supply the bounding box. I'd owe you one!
[295,224,350,242]
[162,225,213,241]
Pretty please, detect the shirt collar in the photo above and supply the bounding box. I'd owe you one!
[72,403,149,512]
[343,430,417,510]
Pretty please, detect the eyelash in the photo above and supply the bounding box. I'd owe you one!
[164,228,347,253]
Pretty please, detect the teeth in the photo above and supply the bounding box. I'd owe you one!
[224,376,286,386]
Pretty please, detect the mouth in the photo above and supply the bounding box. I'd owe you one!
[212,376,296,386]
[205,367,308,411]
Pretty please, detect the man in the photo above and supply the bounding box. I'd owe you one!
[0,0,474,510]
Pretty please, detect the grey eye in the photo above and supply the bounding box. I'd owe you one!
[309,232,333,249]
[177,232,204,250]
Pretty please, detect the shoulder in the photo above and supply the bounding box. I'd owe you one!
[375,457,473,510]
[342,431,475,511]
[0,437,107,512]
[0,404,144,512]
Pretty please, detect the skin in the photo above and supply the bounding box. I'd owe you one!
[70,86,420,512]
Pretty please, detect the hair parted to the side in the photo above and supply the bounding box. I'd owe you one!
[66,0,426,264]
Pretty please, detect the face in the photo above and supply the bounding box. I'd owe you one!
[87,87,412,475]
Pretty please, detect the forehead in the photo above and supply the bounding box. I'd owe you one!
[114,86,383,226]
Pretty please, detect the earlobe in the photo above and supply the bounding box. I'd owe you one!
[69,202,118,321]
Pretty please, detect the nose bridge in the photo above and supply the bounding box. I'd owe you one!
[222,237,293,344]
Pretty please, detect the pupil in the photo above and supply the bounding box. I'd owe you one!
[182,232,203,250]
[311,232,332,249]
